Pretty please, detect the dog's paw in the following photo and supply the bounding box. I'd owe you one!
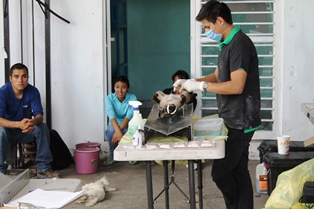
[105,186,117,192]
[85,198,99,207]
[75,195,88,204]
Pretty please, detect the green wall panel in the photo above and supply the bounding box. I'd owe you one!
[127,0,190,100]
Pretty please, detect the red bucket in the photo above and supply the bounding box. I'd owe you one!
[74,147,100,174]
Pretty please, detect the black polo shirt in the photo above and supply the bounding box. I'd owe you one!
[217,26,261,130]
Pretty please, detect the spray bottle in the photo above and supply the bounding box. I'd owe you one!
[138,124,145,146]
[128,101,143,138]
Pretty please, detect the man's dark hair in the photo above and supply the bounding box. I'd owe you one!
[196,0,233,25]
[10,63,29,76]
[171,70,190,82]
[114,75,130,88]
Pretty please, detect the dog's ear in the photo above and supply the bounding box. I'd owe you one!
[190,93,197,101]
[152,91,165,105]
[152,94,160,104]
[179,94,187,105]
[180,90,192,104]
[100,176,110,186]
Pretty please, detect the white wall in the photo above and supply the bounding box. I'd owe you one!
[0,0,107,154]
[274,0,314,140]
[250,0,314,159]
[49,0,107,153]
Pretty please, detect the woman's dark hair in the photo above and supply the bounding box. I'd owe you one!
[196,0,233,25]
[171,70,190,82]
[114,75,130,88]
[10,63,28,76]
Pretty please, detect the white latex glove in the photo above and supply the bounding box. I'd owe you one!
[181,80,205,92]
[173,79,187,87]
[173,79,196,93]
[172,79,186,93]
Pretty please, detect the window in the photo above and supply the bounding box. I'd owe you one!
[192,0,274,131]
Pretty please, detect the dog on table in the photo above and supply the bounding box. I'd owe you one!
[76,176,116,207]
[152,90,195,118]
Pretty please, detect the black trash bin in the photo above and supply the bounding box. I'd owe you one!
[263,151,314,195]
[258,140,314,163]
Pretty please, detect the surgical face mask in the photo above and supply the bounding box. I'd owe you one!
[205,30,222,42]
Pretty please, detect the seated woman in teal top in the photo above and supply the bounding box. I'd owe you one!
[105,75,137,166]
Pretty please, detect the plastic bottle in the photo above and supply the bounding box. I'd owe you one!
[138,124,145,146]
[132,129,142,148]
[256,162,268,195]
[128,101,143,137]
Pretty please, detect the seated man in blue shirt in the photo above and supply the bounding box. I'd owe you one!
[0,63,59,179]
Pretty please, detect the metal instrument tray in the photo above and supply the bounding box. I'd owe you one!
[144,103,193,136]
[0,169,29,206]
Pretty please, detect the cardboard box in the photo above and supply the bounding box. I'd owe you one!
[304,136,314,147]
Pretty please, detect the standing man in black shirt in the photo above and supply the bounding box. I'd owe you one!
[174,1,261,208]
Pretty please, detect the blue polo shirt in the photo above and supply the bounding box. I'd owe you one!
[105,92,137,125]
[0,82,43,120]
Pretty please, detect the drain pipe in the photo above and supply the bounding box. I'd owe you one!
[3,0,10,82]
[44,0,51,129]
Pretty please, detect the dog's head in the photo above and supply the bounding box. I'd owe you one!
[98,176,110,186]
[152,90,191,118]
[98,176,116,192]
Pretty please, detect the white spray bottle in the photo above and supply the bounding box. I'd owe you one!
[128,101,143,137]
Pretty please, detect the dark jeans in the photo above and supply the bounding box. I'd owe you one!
[0,123,53,174]
[211,127,254,209]
[105,125,128,156]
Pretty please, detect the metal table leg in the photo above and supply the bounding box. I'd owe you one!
[153,160,189,208]
[146,161,154,209]
[188,160,196,209]
[197,160,203,209]
[163,160,170,209]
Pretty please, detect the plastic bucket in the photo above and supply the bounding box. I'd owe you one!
[75,141,101,149]
[74,147,99,174]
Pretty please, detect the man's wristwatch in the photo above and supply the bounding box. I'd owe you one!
[202,82,209,91]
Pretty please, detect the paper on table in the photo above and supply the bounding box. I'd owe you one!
[4,188,84,208]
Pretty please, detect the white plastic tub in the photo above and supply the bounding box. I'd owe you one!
[193,118,223,136]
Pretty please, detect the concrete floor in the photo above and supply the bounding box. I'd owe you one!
[54,159,269,209]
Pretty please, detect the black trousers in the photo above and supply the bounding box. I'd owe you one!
[211,127,254,209]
